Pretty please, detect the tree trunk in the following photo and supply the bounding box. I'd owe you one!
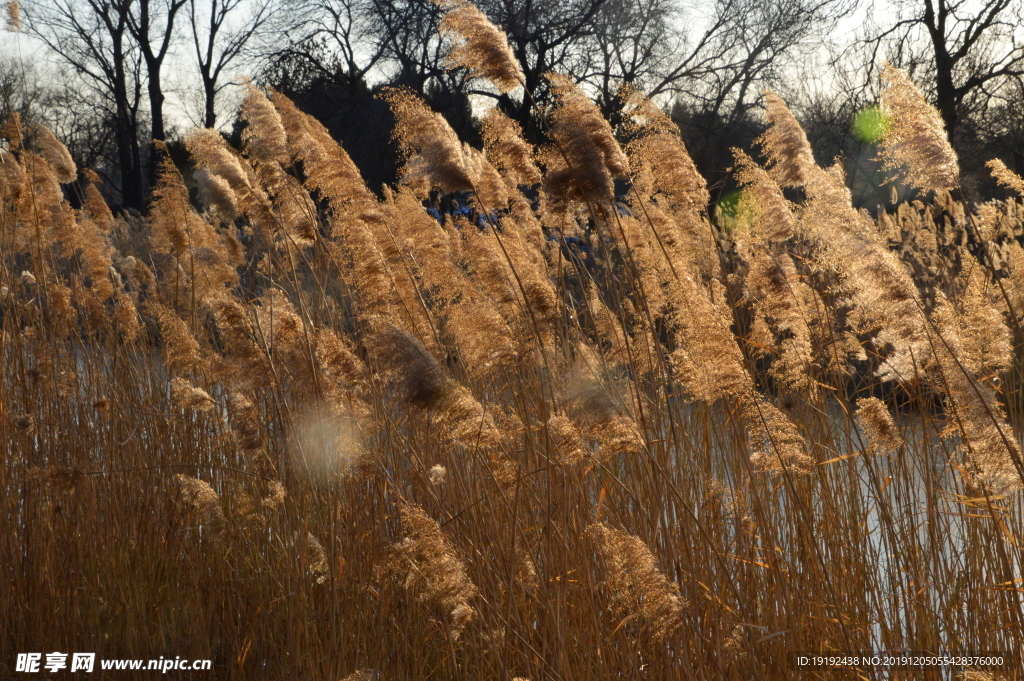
[148,77,166,141]
[203,76,217,128]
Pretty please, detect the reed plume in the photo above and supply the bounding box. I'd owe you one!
[744,396,814,474]
[565,347,646,463]
[436,0,524,93]
[154,304,204,373]
[240,85,289,165]
[758,91,816,188]
[546,412,588,464]
[175,474,226,536]
[480,108,541,186]
[586,522,684,642]
[623,88,708,212]
[733,150,817,394]
[33,124,75,183]
[878,64,959,192]
[0,147,24,202]
[393,502,479,637]
[543,74,628,206]
[270,90,378,215]
[185,129,269,219]
[931,293,1023,494]
[987,159,1024,196]
[4,0,19,31]
[170,377,216,412]
[855,397,904,454]
[463,144,510,208]
[382,87,472,194]
[81,170,115,233]
[428,464,447,485]
[195,169,238,221]
[2,110,23,147]
[759,94,931,383]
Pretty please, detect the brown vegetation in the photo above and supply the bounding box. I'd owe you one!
[1,18,1022,679]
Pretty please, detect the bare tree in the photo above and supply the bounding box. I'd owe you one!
[573,0,678,115]
[284,0,387,93]
[864,0,1024,142]
[128,0,187,143]
[188,0,275,127]
[654,0,852,123]
[25,0,147,207]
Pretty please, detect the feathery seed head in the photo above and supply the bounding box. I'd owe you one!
[878,64,959,192]
[855,397,904,454]
[481,108,540,186]
[170,377,216,412]
[428,464,447,485]
[382,87,472,193]
[34,124,76,183]
[623,88,708,210]
[367,318,452,408]
[757,91,815,188]
[240,85,289,164]
[195,169,238,220]
[393,502,479,636]
[4,0,20,31]
[543,74,629,205]
[175,474,226,535]
[586,523,684,642]
[437,0,524,93]
[987,159,1024,196]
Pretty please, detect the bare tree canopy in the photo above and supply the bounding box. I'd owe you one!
[189,0,276,127]
[24,0,148,206]
[864,0,1024,141]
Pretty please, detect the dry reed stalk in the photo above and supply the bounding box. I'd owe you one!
[7,60,1024,680]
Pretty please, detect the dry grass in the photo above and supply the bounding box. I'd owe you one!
[1,31,1022,680]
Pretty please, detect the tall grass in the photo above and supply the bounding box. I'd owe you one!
[2,12,1023,679]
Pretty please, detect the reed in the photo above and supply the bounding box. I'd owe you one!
[1,22,1022,680]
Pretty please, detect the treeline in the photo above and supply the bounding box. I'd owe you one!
[3,0,1024,209]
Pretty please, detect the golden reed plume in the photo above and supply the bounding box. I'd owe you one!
[436,0,524,93]
[878,64,959,193]
[987,159,1024,196]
